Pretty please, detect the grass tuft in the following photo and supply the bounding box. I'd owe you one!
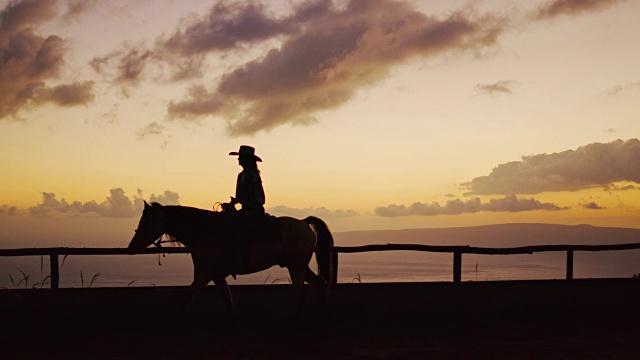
[350,273,362,283]
[80,271,101,288]
[88,273,101,288]
[32,275,51,289]
[17,269,30,289]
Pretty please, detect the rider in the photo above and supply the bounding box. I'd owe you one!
[228,145,265,215]
[225,145,265,275]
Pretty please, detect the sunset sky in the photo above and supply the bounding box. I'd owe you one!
[1,0,639,248]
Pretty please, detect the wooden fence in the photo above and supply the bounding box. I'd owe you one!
[1,243,640,288]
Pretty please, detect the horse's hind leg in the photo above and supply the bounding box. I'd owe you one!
[287,266,308,320]
[304,266,331,314]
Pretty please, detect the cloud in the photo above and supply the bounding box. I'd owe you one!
[63,0,99,22]
[461,139,640,195]
[475,80,517,96]
[267,205,357,218]
[0,205,18,215]
[0,0,57,33]
[0,0,94,119]
[90,46,155,84]
[137,121,165,139]
[602,80,640,97]
[375,195,566,217]
[33,81,95,106]
[162,1,312,55]
[171,2,506,135]
[582,201,604,210]
[148,190,180,205]
[28,188,180,217]
[95,0,505,135]
[90,1,333,84]
[533,0,625,20]
[604,183,640,192]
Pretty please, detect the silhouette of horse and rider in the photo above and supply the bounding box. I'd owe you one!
[128,145,335,315]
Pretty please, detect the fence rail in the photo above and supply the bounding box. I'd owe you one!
[2,243,640,288]
[332,243,640,283]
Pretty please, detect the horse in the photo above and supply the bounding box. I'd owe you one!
[128,201,335,317]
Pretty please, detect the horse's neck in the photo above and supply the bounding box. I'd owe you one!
[164,206,222,246]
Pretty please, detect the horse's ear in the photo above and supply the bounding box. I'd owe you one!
[144,200,150,208]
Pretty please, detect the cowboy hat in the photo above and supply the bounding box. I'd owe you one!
[229,145,262,162]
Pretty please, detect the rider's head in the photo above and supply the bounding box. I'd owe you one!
[230,145,262,168]
[239,154,256,168]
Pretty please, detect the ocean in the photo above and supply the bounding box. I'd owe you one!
[2,248,640,289]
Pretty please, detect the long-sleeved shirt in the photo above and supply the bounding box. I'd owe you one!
[235,168,265,211]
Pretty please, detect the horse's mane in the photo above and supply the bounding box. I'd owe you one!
[161,204,218,215]
[155,204,229,246]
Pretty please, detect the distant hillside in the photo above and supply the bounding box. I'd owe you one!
[333,223,640,248]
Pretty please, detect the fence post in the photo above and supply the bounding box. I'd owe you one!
[453,250,462,283]
[566,249,574,280]
[50,254,59,289]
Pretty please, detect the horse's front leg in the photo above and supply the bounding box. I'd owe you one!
[171,268,210,327]
[186,272,210,309]
[212,276,237,321]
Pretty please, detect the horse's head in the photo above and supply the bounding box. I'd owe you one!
[128,201,165,251]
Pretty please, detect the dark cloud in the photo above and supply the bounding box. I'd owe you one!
[34,81,95,106]
[162,1,313,55]
[375,195,565,217]
[604,183,640,192]
[582,201,604,210]
[166,85,224,116]
[28,188,180,217]
[461,139,640,195]
[0,0,94,119]
[90,46,154,84]
[0,0,56,34]
[267,205,357,218]
[533,0,625,20]
[91,1,333,84]
[95,0,506,135]
[170,1,506,135]
[475,80,516,96]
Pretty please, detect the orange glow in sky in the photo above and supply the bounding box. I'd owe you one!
[1,0,639,247]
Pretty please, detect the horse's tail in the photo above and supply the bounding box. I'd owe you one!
[304,216,335,285]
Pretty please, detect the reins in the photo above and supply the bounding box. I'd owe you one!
[212,202,224,212]
[153,238,180,248]
[152,236,181,266]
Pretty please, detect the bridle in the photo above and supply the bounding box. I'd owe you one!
[153,238,179,248]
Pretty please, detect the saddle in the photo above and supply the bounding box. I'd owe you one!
[219,207,283,278]
[260,214,282,243]
[220,204,282,244]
